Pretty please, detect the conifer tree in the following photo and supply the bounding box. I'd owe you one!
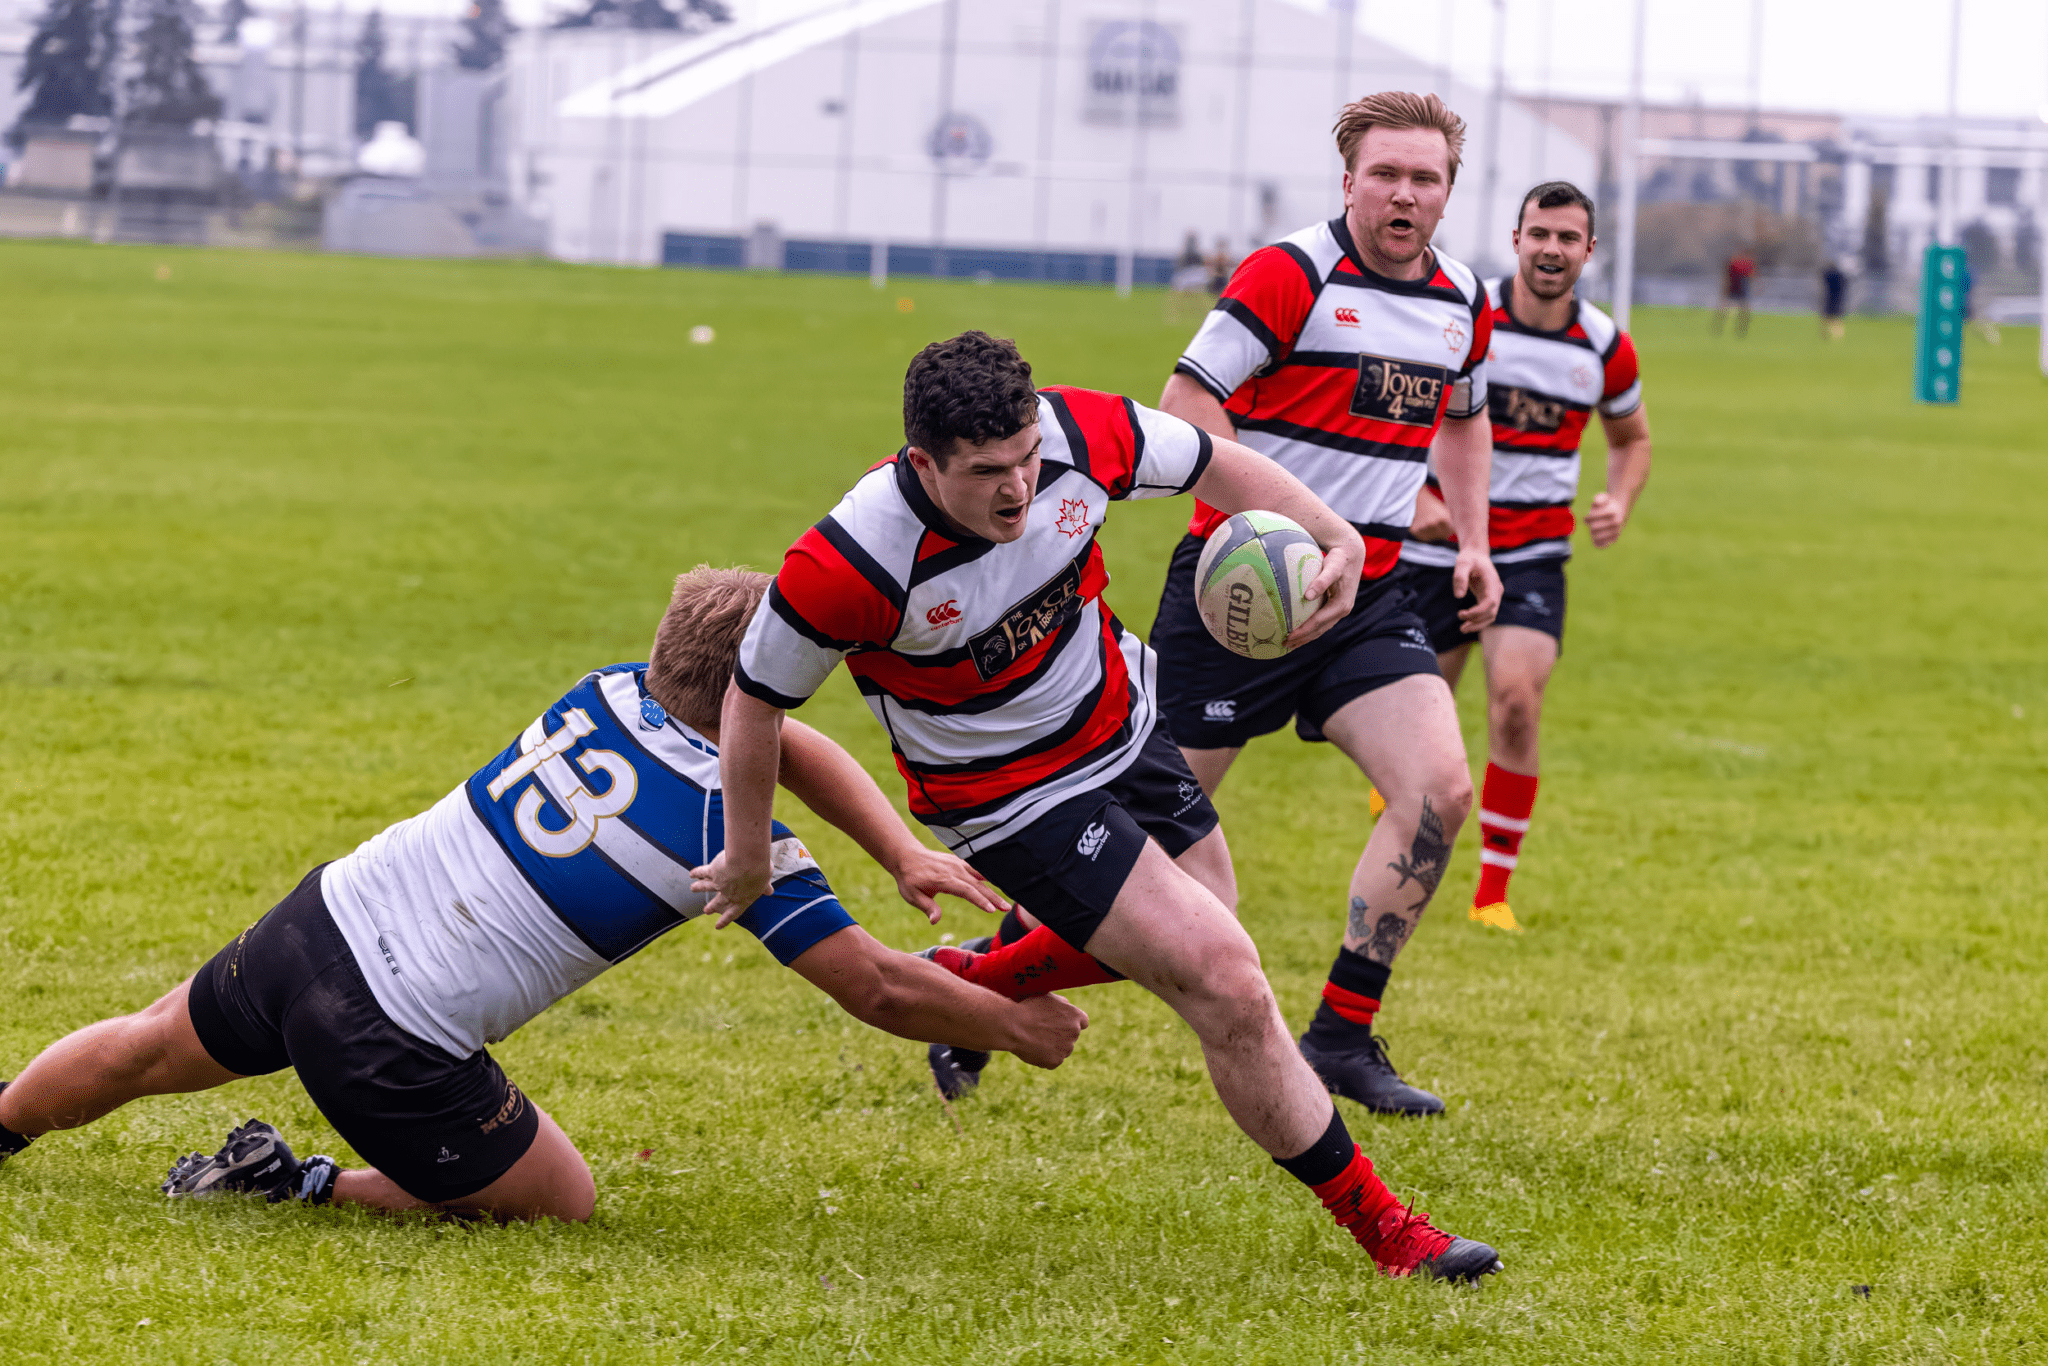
[8,0,111,147]
[452,0,514,71]
[355,9,415,135]
[125,0,223,125]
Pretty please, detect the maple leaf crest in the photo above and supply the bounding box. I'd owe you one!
[1054,497,1090,538]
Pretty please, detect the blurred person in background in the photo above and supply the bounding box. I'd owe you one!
[1205,236,1235,296]
[1402,181,1652,931]
[1821,260,1849,341]
[1714,247,1756,337]
[1170,231,1211,323]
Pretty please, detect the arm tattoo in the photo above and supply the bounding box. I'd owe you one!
[1386,796,1451,897]
[1347,895,1372,941]
[1365,912,1409,965]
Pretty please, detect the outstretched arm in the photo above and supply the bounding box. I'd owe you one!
[789,927,1087,1069]
[1587,405,1652,548]
[1187,437,1367,646]
[703,682,785,926]
[777,719,1009,923]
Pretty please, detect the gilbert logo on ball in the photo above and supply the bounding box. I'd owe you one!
[1194,511,1324,660]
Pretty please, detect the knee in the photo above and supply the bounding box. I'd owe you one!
[556,1164,597,1224]
[1417,764,1473,832]
[1491,685,1543,753]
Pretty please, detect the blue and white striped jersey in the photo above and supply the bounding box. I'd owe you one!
[322,664,853,1057]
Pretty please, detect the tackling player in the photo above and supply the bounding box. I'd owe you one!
[1148,92,1503,1116]
[1402,181,1651,928]
[0,568,1085,1221]
[704,331,1502,1281]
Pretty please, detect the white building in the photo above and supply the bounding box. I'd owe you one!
[502,0,1599,276]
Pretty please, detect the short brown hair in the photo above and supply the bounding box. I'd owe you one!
[645,565,772,732]
[1334,91,1466,182]
[1518,179,1596,236]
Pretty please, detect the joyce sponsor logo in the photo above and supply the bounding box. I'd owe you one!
[925,599,963,628]
[1351,354,1448,426]
[1202,699,1236,722]
[1333,306,1361,328]
[969,558,1085,680]
[1490,384,1567,434]
[1077,821,1110,859]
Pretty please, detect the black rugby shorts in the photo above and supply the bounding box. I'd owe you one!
[1398,556,1567,656]
[187,866,541,1204]
[1153,531,1442,751]
[962,724,1219,952]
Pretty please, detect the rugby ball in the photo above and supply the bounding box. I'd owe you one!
[1194,511,1325,660]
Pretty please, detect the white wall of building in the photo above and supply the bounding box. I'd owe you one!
[505,0,1597,274]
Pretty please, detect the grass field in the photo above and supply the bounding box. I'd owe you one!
[1,238,2045,1365]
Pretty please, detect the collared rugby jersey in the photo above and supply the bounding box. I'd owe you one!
[735,387,1213,853]
[1174,216,1491,578]
[322,664,852,1057]
[1401,276,1642,568]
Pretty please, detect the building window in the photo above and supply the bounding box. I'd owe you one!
[1986,166,2019,206]
[1925,164,1941,204]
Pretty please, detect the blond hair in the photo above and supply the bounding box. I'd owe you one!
[645,565,772,732]
[1334,91,1466,182]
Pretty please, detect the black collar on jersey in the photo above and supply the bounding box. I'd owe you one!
[1498,273,1583,340]
[1328,215,1441,294]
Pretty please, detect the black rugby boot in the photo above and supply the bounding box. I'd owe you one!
[163,1119,339,1203]
[1298,1034,1446,1117]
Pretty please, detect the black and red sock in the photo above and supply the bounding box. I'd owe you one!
[1302,945,1390,1052]
[1273,1106,1399,1247]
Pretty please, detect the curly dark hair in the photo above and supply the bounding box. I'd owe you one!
[903,331,1038,464]
[1518,180,1596,237]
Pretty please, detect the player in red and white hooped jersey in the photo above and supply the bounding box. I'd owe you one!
[1155,92,1505,1120]
[1401,180,1653,931]
[707,332,1502,1282]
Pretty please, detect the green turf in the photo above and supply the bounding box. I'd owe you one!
[2,239,2045,1364]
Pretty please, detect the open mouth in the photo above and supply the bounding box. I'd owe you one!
[1534,262,1565,276]
[993,504,1025,526]
[1387,218,1415,234]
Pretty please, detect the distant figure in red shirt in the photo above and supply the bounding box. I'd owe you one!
[1714,248,1756,337]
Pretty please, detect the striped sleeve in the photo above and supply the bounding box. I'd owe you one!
[1599,331,1643,417]
[1172,244,1318,402]
[1040,387,1213,501]
[733,522,901,709]
[1444,292,1494,420]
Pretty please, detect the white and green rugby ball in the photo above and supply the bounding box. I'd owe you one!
[1194,510,1326,660]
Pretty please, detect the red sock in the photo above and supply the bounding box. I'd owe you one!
[958,923,1123,998]
[1312,1145,1402,1248]
[1474,763,1539,908]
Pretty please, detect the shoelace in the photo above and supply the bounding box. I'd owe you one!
[1368,1200,1454,1271]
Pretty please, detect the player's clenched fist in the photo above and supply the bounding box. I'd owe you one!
[1006,993,1088,1070]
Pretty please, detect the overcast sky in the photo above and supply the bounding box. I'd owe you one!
[218,0,2048,123]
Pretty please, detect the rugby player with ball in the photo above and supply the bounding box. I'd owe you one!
[0,568,1085,1222]
[1153,92,1505,1116]
[705,330,1502,1280]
